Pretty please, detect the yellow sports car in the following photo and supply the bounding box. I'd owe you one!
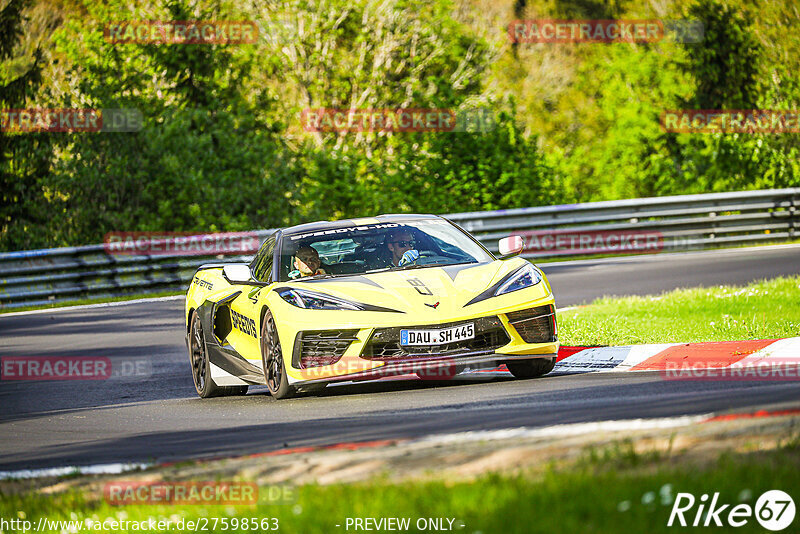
[185,215,558,398]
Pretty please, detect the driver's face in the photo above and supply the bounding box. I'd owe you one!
[387,232,414,263]
[294,257,314,275]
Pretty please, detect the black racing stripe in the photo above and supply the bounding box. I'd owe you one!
[195,263,228,272]
[205,341,263,384]
[295,275,383,289]
[272,286,403,313]
[439,262,486,281]
[463,267,523,307]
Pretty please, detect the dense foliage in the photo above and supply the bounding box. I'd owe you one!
[1,0,798,250]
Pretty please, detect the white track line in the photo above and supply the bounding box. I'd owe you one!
[0,415,708,480]
[0,295,184,317]
[413,414,710,446]
[0,462,152,481]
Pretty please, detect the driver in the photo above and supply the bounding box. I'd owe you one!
[385,229,420,267]
[288,245,326,279]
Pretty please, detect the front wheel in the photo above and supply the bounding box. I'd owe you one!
[189,311,248,398]
[261,309,295,399]
[506,357,556,379]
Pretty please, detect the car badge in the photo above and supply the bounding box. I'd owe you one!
[425,301,440,309]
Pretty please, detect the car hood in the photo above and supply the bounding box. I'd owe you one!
[280,259,530,317]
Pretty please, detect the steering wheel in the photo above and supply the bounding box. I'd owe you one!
[411,250,437,264]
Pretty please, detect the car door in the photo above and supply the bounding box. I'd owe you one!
[227,234,276,365]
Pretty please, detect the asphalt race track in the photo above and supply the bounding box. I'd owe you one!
[1,245,799,471]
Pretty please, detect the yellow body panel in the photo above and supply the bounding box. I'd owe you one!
[185,257,558,386]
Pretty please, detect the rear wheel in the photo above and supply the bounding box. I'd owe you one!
[261,309,295,399]
[506,357,556,379]
[189,311,248,398]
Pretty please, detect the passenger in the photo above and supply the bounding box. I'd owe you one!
[288,245,326,279]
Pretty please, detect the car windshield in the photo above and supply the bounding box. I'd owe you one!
[277,219,493,281]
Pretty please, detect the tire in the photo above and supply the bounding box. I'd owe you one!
[261,309,295,399]
[506,357,556,379]
[189,311,248,398]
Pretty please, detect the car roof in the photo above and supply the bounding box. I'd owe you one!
[282,214,443,235]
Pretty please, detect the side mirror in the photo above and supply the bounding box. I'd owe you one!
[222,264,252,283]
[498,235,525,258]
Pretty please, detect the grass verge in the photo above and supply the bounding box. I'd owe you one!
[2,441,798,533]
[558,275,800,345]
[0,291,184,314]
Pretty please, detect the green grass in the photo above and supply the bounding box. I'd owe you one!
[558,276,800,345]
[0,290,184,314]
[2,445,798,533]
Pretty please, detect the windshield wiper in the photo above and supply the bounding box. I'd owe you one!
[395,264,430,271]
[292,273,339,281]
[365,267,393,274]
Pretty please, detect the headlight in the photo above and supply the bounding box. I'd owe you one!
[277,288,363,310]
[495,263,542,296]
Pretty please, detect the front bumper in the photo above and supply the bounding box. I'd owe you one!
[285,303,559,384]
[297,351,558,385]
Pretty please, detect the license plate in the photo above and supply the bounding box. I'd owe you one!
[400,323,475,346]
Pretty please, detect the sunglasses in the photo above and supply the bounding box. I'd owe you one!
[391,240,415,247]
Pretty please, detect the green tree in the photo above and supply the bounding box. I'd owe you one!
[666,0,800,193]
[0,0,54,250]
[682,0,762,110]
[43,0,292,245]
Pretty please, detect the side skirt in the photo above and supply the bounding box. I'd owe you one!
[198,301,265,385]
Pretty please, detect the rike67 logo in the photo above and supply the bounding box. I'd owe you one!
[668,490,795,531]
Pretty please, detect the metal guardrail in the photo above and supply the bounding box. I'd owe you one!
[451,188,800,257]
[1,188,798,309]
[0,231,275,310]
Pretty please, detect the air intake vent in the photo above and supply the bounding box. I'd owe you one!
[293,330,359,369]
[506,305,556,343]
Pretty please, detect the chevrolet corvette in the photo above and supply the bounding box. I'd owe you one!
[185,215,558,398]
